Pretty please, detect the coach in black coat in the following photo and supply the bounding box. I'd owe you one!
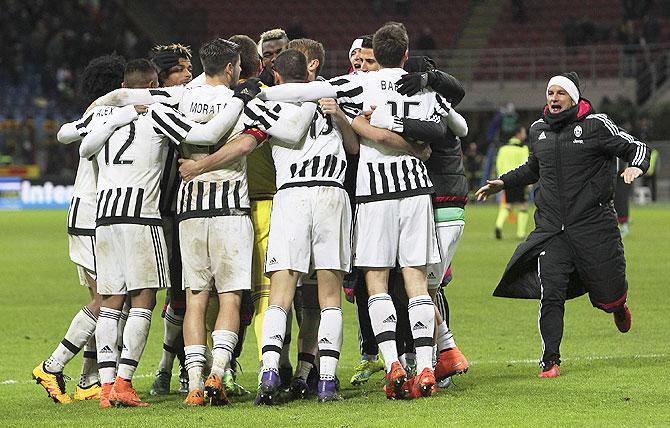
[476,72,650,377]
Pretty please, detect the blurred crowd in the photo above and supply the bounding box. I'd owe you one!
[0,0,151,178]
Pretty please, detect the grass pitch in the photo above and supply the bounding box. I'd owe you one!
[1,205,669,427]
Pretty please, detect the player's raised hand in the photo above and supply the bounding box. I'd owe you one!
[621,166,643,184]
[396,72,429,96]
[233,77,262,104]
[178,158,203,182]
[475,179,505,201]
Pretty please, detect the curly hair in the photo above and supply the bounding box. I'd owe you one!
[78,54,126,104]
[151,43,192,61]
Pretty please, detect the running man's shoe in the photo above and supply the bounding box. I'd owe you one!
[183,389,205,406]
[149,370,171,395]
[538,362,560,378]
[99,382,114,408]
[350,356,385,385]
[74,382,102,400]
[204,373,229,406]
[223,369,249,396]
[434,347,469,380]
[317,379,343,402]
[255,370,280,405]
[32,362,72,404]
[613,304,632,333]
[109,377,149,407]
[383,361,407,400]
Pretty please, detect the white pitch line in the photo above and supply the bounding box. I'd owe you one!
[469,353,668,365]
[4,353,666,386]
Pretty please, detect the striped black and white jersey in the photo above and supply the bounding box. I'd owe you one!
[331,69,450,202]
[175,83,249,221]
[92,103,205,227]
[270,104,347,190]
[66,106,117,235]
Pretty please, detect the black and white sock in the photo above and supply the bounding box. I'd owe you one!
[96,307,121,384]
[116,303,129,353]
[436,320,456,352]
[79,336,99,388]
[45,307,97,373]
[368,293,399,372]
[158,304,184,372]
[261,305,287,373]
[184,344,207,391]
[296,305,320,380]
[408,295,435,373]
[318,307,342,381]
[211,330,238,378]
[117,308,152,381]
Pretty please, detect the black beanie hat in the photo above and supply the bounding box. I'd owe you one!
[562,71,580,95]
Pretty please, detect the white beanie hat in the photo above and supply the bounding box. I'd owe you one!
[547,72,580,104]
[349,38,364,58]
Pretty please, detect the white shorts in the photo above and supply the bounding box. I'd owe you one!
[76,265,96,287]
[353,194,440,268]
[68,234,97,284]
[265,186,352,274]
[179,215,253,293]
[95,224,170,295]
[427,220,464,288]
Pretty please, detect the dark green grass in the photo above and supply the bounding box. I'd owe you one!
[1,205,669,427]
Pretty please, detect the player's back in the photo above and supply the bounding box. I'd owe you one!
[270,102,347,190]
[352,68,444,201]
[95,108,168,226]
[177,83,245,183]
[359,68,443,158]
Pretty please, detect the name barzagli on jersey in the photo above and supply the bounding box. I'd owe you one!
[380,80,398,91]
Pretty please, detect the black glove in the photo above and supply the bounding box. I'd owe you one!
[151,51,181,73]
[258,65,276,87]
[233,77,261,104]
[396,72,429,96]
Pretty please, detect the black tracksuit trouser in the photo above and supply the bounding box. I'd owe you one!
[537,233,575,364]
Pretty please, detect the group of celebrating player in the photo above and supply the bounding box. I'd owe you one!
[32,21,472,408]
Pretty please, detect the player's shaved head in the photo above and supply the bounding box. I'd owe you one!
[273,49,308,83]
[229,34,261,79]
[200,37,241,77]
[287,38,325,77]
[123,59,158,89]
[78,54,126,104]
[373,22,409,68]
